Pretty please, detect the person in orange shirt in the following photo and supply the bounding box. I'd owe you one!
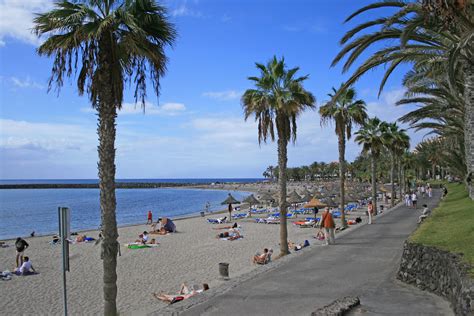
[320,207,336,245]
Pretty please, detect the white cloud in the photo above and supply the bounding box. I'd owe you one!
[119,102,186,116]
[0,118,95,152]
[10,76,44,89]
[80,102,186,116]
[282,22,327,34]
[170,0,202,17]
[0,0,53,46]
[365,88,412,122]
[202,90,241,101]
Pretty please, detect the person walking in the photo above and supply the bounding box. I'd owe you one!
[427,186,432,198]
[15,237,29,268]
[404,192,411,207]
[367,201,375,224]
[146,210,153,225]
[411,192,418,209]
[320,207,335,245]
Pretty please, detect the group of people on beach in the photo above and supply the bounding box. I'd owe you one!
[4,237,37,278]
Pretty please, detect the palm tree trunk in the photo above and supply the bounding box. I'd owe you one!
[371,155,377,214]
[390,154,395,207]
[398,159,402,200]
[98,33,119,316]
[277,135,289,256]
[338,134,347,227]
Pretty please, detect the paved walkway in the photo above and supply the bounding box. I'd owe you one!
[160,191,453,316]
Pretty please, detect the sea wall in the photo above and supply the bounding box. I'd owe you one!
[398,241,474,315]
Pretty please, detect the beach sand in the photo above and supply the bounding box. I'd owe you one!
[0,211,329,315]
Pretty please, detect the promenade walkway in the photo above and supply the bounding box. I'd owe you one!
[160,191,453,315]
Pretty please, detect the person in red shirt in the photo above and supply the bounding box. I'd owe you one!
[147,210,153,224]
[320,207,336,245]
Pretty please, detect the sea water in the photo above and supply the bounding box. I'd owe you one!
[0,185,253,240]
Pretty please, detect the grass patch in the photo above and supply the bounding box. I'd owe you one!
[410,183,474,276]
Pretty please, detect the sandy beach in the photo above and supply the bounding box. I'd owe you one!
[0,207,343,315]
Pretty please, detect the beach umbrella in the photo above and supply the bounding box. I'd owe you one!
[221,193,240,205]
[287,190,302,204]
[303,198,327,209]
[299,188,312,202]
[221,193,240,222]
[258,192,274,201]
[242,194,259,217]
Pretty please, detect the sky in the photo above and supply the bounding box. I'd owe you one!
[0,0,424,179]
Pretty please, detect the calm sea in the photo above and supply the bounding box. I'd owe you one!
[0,179,259,240]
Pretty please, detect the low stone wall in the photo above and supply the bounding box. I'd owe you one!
[398,241,474,315]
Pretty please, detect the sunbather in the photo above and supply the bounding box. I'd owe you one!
[253,248,269,264]
[217,228,241,240]
[212,223,238,230]
[135,231,149,244]
[151,217,176,235]
[153,283,209,304]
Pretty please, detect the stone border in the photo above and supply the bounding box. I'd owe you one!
[398,241,473,315]
[311,296,360,316]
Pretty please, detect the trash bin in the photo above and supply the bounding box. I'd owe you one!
[219,262,229,279]
[200,211,205,217]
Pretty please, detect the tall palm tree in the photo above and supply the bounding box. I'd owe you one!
[355,117,386,213]
[332,0,473,197]
[319,84,367,226]
[382,122,410,207]
[242,56,315,256]
[33,1,176,314]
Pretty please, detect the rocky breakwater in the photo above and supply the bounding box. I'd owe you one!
[398,241,473,315]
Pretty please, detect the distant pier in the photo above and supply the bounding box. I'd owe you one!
[0,182,197,189]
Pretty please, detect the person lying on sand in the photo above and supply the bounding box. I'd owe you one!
[153,283,209,304]
[212,223,238,230]
[288,240,310,251]
[74,235,96,243]
[216,228,241,240]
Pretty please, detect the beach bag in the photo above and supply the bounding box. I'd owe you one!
[316,230,325,240]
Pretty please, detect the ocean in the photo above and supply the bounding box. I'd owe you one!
[0,179,259,240]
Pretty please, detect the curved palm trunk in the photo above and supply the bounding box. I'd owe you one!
[371,154,377,214]
[390,154,395,207]
[338,134,347,227]
[398,159,403,200]
[98,34,119,316]
[277,136,289,256]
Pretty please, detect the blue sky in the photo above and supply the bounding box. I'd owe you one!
[0,0,423,179]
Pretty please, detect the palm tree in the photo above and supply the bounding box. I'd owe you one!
[33,1,176,314]
[332,0,473,197]
[319,84,367,226]
[382,122,410,207]
[355,117,386,213]
[242,56,315,256]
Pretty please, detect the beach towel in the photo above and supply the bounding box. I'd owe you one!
[126,243,159,249]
